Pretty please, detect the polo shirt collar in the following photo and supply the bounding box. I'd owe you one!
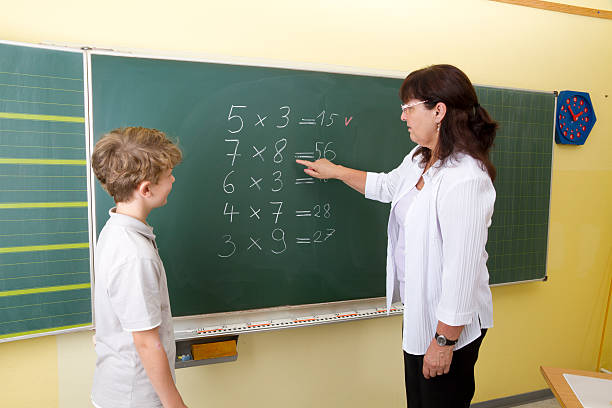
[107,208,156,241]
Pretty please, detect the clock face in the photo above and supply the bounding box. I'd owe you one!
[555,91,596,145]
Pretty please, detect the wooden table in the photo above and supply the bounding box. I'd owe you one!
[540,366,612,408]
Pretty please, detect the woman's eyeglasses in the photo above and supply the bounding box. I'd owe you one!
[401,100,428,113]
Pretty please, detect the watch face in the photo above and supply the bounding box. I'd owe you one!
[436,335,446,346]
[556,91,596,145]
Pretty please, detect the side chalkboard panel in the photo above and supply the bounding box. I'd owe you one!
[478,87,553,285]
[90,54,553,318]
[0,42,91,342]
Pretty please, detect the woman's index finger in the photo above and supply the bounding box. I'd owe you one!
[296,159,314,167]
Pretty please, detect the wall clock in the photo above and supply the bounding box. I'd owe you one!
[555,90,596,145]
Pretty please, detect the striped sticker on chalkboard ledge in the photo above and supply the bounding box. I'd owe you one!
[0,42,92,342]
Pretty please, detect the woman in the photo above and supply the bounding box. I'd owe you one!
[296,64,498,407]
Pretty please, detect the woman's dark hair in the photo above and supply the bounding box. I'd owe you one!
[399,64,498,181]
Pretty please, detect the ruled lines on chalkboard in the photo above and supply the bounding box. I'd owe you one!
[0,43,91,341]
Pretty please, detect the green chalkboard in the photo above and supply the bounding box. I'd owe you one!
[478,87,553,285]
[0,42,91,341]
[91,55,553,317]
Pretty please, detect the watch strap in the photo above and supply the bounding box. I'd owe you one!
[435,332,458,346]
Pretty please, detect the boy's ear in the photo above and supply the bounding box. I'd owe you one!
[137,180,153,198]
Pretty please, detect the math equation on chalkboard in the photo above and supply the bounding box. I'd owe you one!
[216,104,353,258]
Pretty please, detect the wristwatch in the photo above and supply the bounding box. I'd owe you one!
[435,332,457,346]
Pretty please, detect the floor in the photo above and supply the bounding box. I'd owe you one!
[514,398,561,408]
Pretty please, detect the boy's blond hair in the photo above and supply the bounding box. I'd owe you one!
[92,127,182,203]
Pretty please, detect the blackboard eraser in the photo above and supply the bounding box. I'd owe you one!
[191,340,237,361]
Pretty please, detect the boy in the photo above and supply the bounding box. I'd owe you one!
[90,127,187,408]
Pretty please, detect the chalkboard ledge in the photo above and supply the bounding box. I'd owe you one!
[173,298,404,340]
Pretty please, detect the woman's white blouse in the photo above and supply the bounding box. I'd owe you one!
[365,146,495,355]
[392,187,420,304]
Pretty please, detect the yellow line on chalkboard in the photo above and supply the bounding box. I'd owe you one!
[0,129,83,136]
[0,217,88,222]
[0,201,87,209]
[0,271,89,282]
[0,297,89,311]
[1,311,90,326]
[0,257,88,268]
[0,189,87,193]
[0,98,84,107]
[0,230,88,238]
[0,323,91,340]
[0,158,86,165]
[0,70,83,81]
[0,83,83,93]
[0,144,85,150]
[0,175,86,178]
[0,283,90,298]
[0,112,85,123]
[0,242,89,254]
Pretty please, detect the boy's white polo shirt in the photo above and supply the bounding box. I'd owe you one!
[91,209,176,408]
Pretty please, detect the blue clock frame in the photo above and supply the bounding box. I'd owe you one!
[555,90,596,145]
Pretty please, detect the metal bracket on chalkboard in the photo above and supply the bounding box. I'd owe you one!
[173,302,404,339]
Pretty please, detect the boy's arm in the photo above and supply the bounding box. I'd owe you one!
[132,327,187,408]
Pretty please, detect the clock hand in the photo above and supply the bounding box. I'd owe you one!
[574,111,584,119]
[567,105,577,120]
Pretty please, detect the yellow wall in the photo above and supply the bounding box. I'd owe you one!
[600,277,612,371]
[0,336,58,406]
[1,0,611,406]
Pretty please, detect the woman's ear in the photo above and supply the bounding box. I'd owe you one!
[434,102,447,123]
